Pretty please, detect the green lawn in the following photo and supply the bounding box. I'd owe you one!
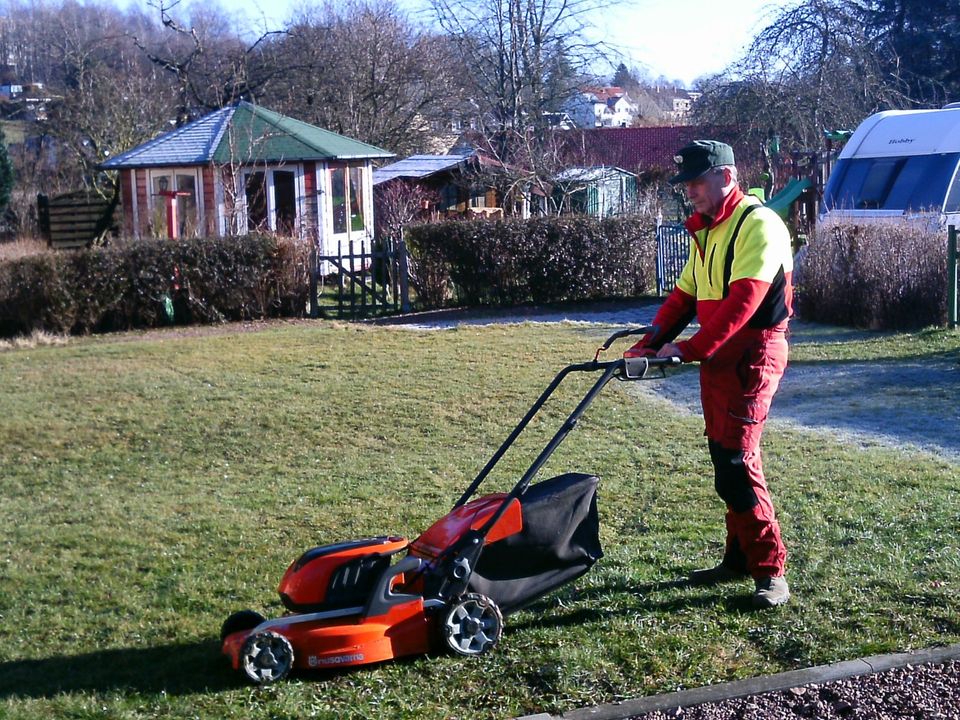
[0,320,958,719]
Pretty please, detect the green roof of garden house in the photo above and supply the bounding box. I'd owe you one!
[100,102,393,169]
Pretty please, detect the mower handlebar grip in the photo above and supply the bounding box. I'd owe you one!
[621,354,680,380]
[598,326,654,352]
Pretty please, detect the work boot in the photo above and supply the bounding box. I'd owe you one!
[688,562,749,586]
[752,576,790,608]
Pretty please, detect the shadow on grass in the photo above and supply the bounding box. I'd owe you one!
[509,576,758,633]
[0,639,242,700]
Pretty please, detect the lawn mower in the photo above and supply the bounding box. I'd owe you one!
[221,326,677,684]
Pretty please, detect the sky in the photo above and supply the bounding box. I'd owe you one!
[122,0,787,87]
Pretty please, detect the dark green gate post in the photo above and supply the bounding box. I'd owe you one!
[310,246,319,319]
[949,225,958,329]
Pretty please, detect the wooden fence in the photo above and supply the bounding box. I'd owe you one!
[312,237,410,320]
[37,191,117,249]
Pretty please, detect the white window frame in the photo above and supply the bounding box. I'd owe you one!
[325,161,373,242]
[146,167,204,235]
[239,164,306,235]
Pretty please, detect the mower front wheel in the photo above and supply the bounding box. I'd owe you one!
[442,593,503,656]
[240,631,295,684]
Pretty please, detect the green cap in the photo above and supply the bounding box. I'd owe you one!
[668,140,735,184]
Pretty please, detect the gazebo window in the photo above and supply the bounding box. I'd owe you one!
[245,172,268,230]
[242,166,303,234]
[330,164,366,234]
[469,188,487,208]
[274,170,297,234]
[148,168,201,237]
[440,183,459,211]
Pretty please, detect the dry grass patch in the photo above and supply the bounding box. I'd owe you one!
[0,329,70,351]
[0,237,50,261]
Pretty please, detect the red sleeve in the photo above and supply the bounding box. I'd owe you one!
[676,278,769,361]
[628,287,696,351]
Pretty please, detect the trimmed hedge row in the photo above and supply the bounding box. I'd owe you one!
[798,220,947,329]
[404,215,658,308]
[0,235,311,338]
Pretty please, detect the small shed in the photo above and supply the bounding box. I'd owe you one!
[553,166,638,217]
[373,152,513,218]
[100,102,394,256]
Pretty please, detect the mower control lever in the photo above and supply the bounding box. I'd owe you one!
[620,355,681,380]
[593,325,658,362]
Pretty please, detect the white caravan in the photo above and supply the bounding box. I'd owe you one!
[822,104,960,226]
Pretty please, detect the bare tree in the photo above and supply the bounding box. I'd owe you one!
[259,0,464,156]
[132,0,284,124]
[429,0,608,146]
[1,1,181,201]
[693,0,910,154]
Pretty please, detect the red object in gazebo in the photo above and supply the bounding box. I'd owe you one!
[156,189,191,239]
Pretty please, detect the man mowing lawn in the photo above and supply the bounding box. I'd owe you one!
[626,140,794,608]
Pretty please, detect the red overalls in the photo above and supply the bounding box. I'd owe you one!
[637,189,793,578]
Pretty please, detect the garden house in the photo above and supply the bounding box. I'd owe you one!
[100,102,394,256]
[553,166,638,217]
[373,150,543,218]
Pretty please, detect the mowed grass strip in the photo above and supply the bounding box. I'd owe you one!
[0,321,957,719]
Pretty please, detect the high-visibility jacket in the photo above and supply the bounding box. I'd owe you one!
[648,188,794,362]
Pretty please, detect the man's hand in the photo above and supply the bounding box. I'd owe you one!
[656,342,683,360]
[623,342,656,359]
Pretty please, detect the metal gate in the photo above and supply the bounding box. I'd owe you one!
[312,237,410,320]
[656,223,689,295]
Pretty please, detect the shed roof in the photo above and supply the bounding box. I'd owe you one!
[372,154,474,185]
[101,102,393,169]
[555,166,637,183]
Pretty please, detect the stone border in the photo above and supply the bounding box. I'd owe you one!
[514,644,960,720]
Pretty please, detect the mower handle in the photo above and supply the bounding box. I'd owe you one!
[454,349,679,513]
[597,325,656,353]
[620,354,681,379]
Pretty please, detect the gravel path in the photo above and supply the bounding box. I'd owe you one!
[631,660,960,719]
[389,301,960,463]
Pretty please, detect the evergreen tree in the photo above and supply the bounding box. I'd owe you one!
[866,0,960,105]
[542,40,579,114]
[612,62,633,88]
[0,124,13,218]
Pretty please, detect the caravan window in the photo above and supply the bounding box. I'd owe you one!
[825,153,960,212]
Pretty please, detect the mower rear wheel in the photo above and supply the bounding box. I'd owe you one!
[442,593,503,656]
[220,609,266,643]
[240,631,295,684]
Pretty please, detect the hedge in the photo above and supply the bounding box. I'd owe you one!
[0,234,311,339]
[797,219,947,330]
[404,215,658,308]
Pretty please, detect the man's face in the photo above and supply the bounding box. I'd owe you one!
[683,168,728,218]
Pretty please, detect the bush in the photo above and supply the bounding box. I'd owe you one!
[798,220,947,329]
[404,215,657,308]
[0,234,312,339]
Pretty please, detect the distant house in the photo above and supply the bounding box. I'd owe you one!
[0,81,53,121]
[563,87,639,129]
[553,166,638,217]
[373,151,528,218]
[100,102,393,257]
